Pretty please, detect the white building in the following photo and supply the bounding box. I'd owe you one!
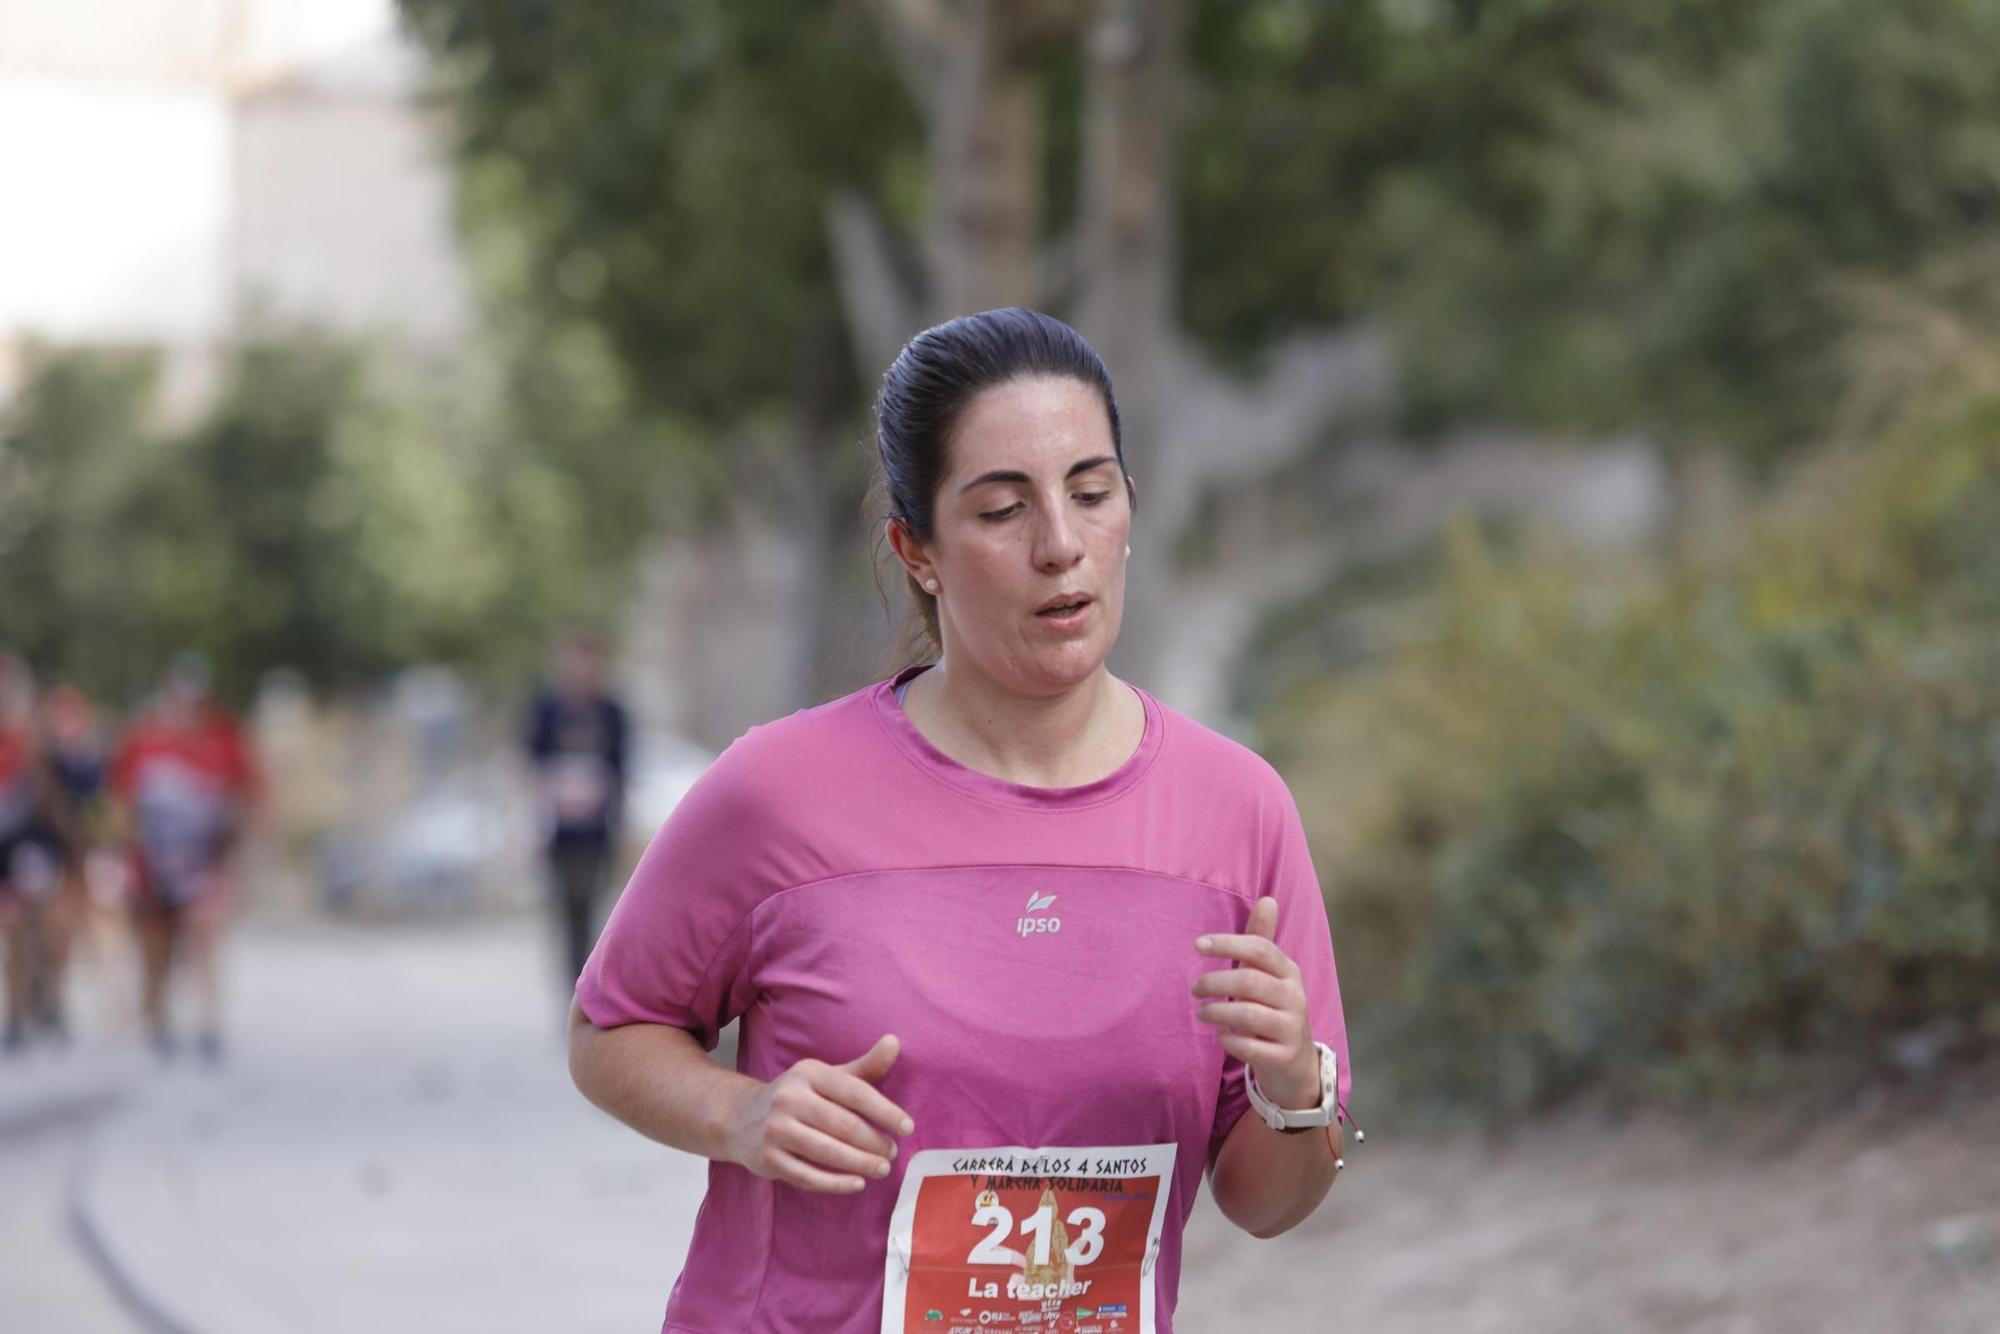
[0,0,467,410]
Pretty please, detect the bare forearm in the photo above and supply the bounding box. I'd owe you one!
[567,1002,754,1162]
[1208,1111,1341,1239]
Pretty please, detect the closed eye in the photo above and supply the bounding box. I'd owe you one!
[979,493,1112,522]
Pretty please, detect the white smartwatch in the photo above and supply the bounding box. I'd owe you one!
[1245,1041,1339,1132]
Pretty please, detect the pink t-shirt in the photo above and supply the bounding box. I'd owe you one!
[578,663,1352,1333]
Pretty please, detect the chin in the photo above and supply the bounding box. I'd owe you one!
[1026,642,1113,691]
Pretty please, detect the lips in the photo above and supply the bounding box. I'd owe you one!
[1036,594,1093,616]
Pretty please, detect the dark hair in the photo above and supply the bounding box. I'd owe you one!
[870,308,1135,667]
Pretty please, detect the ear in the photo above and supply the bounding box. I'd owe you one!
[885,516,933,584]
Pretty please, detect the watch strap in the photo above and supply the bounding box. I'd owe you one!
[1245,1041,1338,1130]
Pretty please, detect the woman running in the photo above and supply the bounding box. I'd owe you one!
[110,654,258,1063]
[570,308,1353,1333]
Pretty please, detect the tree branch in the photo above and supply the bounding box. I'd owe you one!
[868,0,961,115]
[825,187,928,381]
[1038,225,1080,313]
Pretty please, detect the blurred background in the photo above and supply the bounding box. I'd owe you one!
[2,1,1996,1331]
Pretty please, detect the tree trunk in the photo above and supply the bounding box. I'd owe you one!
[924,1,1082,317]
[1072,0,1184,686]
[787,316,867,707]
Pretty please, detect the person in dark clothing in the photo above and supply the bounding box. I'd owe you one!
[3,670,111,1052]
[525,630,629,988]
[16,685,103,1048]
[0,654,61,1052]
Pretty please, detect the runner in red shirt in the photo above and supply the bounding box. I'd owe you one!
[0,651,67,1053]
[109,653,258,1063]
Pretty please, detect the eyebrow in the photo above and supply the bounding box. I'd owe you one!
[957,456,1119,495]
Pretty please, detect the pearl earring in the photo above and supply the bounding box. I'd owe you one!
[923,578,939,593]
[1125,544,1132,556]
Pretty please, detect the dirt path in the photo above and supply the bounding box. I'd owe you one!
[1176,1083,2000,1333]
[23,917,1994,1333]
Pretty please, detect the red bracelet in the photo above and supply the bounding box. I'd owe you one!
[1330,1105,1364,1169]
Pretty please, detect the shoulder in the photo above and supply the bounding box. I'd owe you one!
[676,679,886,812]
[1144,687,1295,812]
[525,689,566,731]
[1133,688,1318,897]
[199,709,250,755]
[112,717,162,757]
[631,681,890,898]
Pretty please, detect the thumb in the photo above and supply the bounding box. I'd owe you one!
[839,1033,901,1084]
[1246,895,1279,943]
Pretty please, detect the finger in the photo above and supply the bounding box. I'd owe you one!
[1194,1001,1296,1042]
[838,1033,901,1084]
[1217,1031,1294,1066]
[814,1065,917,1138]
[1247,895,1278,942]
[765,1144,869,1194]
[1195,932,1296,977]
[1190,967,1295,1005]
[793,1092,901,1160]
[776,1119,895,1181]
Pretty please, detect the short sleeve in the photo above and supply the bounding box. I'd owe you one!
[573,739,768,1048]
[523,693,554,765]
[107,733,138,800]
[1209,780,1353,1153]
[604,700,630,781]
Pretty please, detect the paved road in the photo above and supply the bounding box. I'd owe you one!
[0,1072,143,1334]
[0,917,1337,1334]
[63,918,708,1334]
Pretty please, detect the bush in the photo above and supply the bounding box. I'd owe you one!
[1282,388,2000,1116]
[0,336,615,704]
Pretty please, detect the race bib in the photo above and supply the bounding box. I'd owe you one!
[549,754,612,823]
[883,1143,1175,1334]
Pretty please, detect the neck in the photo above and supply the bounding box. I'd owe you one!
[912,657,1136,789]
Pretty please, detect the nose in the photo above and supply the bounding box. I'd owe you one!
[1031,501,1086,573]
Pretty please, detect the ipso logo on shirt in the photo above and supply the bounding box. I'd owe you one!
[1016,892,1060,937]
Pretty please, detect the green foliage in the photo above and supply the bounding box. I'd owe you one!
[0,337,611,704]
[0,348,165,700]
[1285,384,2000,1114]
[1183,0,2000,455]
[401,0,920,429]
[402,0,2000,491]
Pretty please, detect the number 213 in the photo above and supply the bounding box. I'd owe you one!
[968,1200,1107,1266]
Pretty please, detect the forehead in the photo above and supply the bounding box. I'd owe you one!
[944,376,1114,476]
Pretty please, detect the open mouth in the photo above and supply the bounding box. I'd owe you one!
[1036,597,1092,618]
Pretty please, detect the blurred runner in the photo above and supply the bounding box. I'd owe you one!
[41,684,124,1036]
[1,658,91,1051]
[110,653,259,1064]
[524,629,629,990]
[0,652,67,1053]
